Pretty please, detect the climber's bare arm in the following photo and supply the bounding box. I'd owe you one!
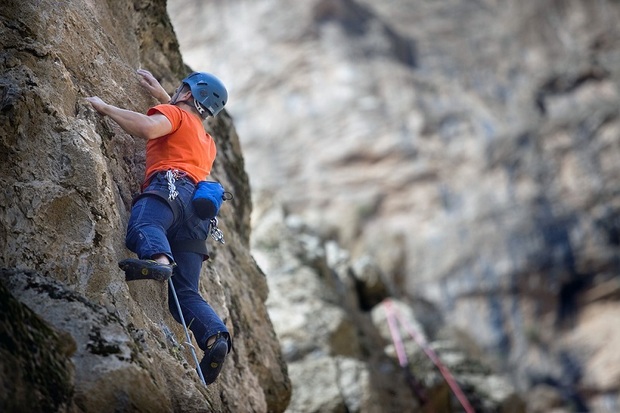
[86,96,172,140]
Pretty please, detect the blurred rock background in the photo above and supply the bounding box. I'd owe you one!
[167,0,620,411]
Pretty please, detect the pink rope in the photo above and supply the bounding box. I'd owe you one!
[385,300,409,367]
[383,299,476,413]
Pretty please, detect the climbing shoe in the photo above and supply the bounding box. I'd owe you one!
[119,258,173,282]
[199,334,229,385]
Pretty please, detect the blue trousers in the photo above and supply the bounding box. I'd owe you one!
[125,172,228,351]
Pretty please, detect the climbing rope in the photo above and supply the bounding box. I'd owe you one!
[382,299,476,413]
[169,277,206,386]
[384,299,428,403]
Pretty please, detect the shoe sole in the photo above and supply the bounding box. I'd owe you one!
[119,259,172,282]
[200,339,228,384]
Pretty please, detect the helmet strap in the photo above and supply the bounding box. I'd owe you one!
[169,87,185,105]
[193,99,208,119]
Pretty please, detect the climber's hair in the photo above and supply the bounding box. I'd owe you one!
[179,83,191,95]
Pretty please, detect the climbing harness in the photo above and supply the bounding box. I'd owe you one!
[168,277,207,386]
[382,299,475,413]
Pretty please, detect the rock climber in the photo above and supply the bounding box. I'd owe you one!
[86,69,231,385]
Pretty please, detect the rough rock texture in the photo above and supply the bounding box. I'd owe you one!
[0,0,290,412]
[0,276,75,412]
[169,0,620,411]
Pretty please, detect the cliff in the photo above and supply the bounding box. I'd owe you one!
[0,1,290,412]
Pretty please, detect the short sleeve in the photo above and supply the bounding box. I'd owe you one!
[147,104,182,133]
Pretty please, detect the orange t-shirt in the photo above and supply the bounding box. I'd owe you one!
[144,104,216,186]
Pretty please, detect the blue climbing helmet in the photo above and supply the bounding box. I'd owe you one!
[182,72,228,118]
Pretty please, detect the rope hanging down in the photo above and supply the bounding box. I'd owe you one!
[169,277,206,386]
[382,299,475,413]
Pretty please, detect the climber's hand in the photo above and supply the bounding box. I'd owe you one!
[137,69,171,104]
[85,96,108,114]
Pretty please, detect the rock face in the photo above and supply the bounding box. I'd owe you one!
[168,0,620,411]
[0,1,290,412]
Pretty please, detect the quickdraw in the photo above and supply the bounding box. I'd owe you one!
[165,169,181,201]
[209,218,225,244]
